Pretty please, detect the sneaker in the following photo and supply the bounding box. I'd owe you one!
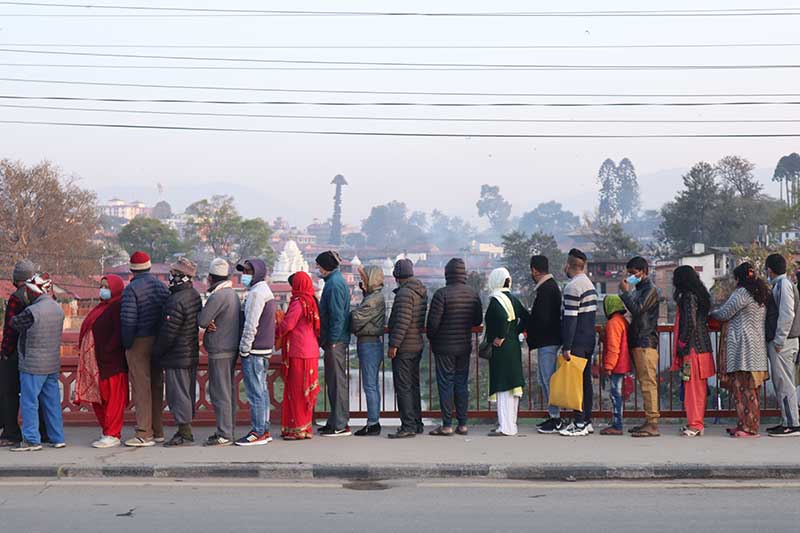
[235,431,273,447]
[536,417,550,428]
[559,422,590,437]
[586,423,594,434]
[354,423,381,437]
[537,418,563,434]
[125,436,156,447]
[49,442,67,449]
[92,436,121,449]
[416,424,425,434]
[766,424,784,433]
[164,433,194,447]
[316,425,331,434]
[769,426,800,438]
[387,429,416,439]
[204,434,233,447]
[154,436,166,444]
[10,441,42,452]
[321,426,352,437]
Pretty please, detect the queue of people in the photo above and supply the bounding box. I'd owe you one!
[1,246,797,452]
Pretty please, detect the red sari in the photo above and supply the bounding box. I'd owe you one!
[276,272,321,439]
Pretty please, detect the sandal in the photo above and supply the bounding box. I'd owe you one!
[488,430,510,437]
[455,425,469,436]
[731,430,760,438]
[631,428,661,438]
[681,427,704,437]
[429,426,455,436]
[726,427,738,436]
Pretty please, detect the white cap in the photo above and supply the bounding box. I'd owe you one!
[208,258,230,277]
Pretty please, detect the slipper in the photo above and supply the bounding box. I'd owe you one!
[429,426,455,437]
[731,430,760,438]
[455,426,469,436]
[631,429,661,438]
[488,430,510,437]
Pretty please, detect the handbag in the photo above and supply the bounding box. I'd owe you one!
[478,336,493,360]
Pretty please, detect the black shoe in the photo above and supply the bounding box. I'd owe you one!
[321,426,352,437]
[766,424,785,433]
[354,423,381,437]
[164,433,194,447]
[537,418,563,434]
[388,429,416,439]
[416,424,424,434]
[769,426,800,437]
[317,425,331,434]
[536,417,552,428]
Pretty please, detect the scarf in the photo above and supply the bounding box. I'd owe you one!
[488,267,515,322]
[207,279,232,295]
[76,274,124,405]
[169,272,192,289]
[291,271,320,338]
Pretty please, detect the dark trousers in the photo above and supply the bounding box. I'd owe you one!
[434,352,469,427]
[164,367,197,436]
[0,356,48,443]
[573,354,593,425]
[392,352,422,432]
[323,343,349,431]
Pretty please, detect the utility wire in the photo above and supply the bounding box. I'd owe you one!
[2,119,799,138]
[2,49,800,70]
[2,95,799,107]
[5,103,799,124]
[3,77,798,98]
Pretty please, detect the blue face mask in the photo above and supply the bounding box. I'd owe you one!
[626,274,641,287]
[241,274,253,287]
[99,288,112,300]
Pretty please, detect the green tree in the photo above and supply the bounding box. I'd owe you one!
[361,201,427,250]
[151,200,173,220]
[477,184,512,236]
[117,216,185,263]
[773,152,800,206]
[597,158,618,224]
[586,217,641,258]
[517,201,579,240]
[716,155,761,199]
[232,217,276,266]
[502,230,565,304]
[616,157,641,223]
[429,209,476,249]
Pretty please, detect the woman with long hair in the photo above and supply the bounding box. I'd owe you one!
[710,262,770,438]
[671,266,715,437]
[276,271,321,440]
[76,275,129,448]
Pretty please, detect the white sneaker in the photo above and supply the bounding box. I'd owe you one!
[559,423,590,437]
[125,436,156,447]
[92,436,121,449]
[586,423,594,434]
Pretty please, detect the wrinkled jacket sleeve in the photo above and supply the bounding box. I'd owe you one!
[120,286,138,349]
[153,297,183,359]
[472,293,484,328]
[604,318,623,371]
[198,293,222,329]
[620,286,658,318]
[239,287,268,354]
[1,294,24,358]
[389,289,413,349]
[350,293,378,335]
[774,280,796,346]
[425,289,445,341]
[711,289,749,322]
[678,295,698,350]
[10,307,34,333]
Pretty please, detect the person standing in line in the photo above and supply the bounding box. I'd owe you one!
[426,258,482,436]
[619,256,662,438]
[670,266,715,438]
[526,255,564,435]
[387,259,428,439]
[9,274,65,452]
[350,265,387,437]
[276,271,321,440]
[764,254,800,437]
[76,274,129,448]
[153,258,202,447]
[121,251,170,447]
[485,268,527,437]
[315,250,352,437]
[711,262,770,438]
[558,249,598,438]
[235,258,277,446]
[0,260,47,448]
[198,258,241,447]
[599,295,631,436]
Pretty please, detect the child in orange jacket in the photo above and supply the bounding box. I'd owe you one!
[601,295,631,435]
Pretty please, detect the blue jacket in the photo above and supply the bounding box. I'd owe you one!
[121,271,170,349]
[319,269,351,345]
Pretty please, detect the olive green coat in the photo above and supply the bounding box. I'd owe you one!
[485,293,528,395]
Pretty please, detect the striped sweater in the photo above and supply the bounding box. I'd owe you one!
[561,273,598,357]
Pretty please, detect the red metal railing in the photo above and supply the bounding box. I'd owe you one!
[58,324,779,425]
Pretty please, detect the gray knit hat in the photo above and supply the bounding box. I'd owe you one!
[12,260,36,283]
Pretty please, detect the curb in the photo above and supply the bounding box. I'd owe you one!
[4,463,800,481]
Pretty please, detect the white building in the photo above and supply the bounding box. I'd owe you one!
[100,198,151,221]
[678,243,734,290]
[271,240,310,283]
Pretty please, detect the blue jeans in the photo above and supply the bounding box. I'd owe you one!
[357,340,383,425]
[435,352,470,427]
[241,355,270,434]
[609,373,624,430]
[19,372,64,445]
[536,345,561,419]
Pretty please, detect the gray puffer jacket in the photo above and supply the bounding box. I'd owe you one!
[199,280,241,358]
[350,266,386,339]
[13,294,65,375]
[388,277,428,355]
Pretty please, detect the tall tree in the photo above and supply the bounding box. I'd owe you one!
[361,201,427,250]
[716,155,761,199]
[616,158,641,223]
[429,209,476,250]
[0,159,102,275]
[117,216,185,264]
[587,218,642,258]
[517,201,579,239]
[501,230,565,304]
[151,200,173,220]
[597,158,618,224]
[774,152,800,206]
[476,184,512,235]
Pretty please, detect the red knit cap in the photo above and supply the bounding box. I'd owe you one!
[129,251,152,271]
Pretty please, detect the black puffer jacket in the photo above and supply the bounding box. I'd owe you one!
[388,277,428,356]
[426,258,483,357]
[620,277,661,349]
[153,282,202,369]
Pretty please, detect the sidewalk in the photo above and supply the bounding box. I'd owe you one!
[3,423,799,481]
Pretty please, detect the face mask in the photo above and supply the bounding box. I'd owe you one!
[626,274,641,287]
[99,288,112,300]
[241,274,253,287]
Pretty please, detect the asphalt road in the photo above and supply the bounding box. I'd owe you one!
[1,478,798,532]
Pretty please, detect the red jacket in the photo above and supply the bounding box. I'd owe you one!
[276,299,320,359]
[603,313,632,374]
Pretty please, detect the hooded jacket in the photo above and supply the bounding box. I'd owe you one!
[388,276,428,355]
[120,271,170,349]
[319,268,351,345]
[239,258,276,356]
[426,258,483,357]
[620,277,661,349]
[153,281,202,369]
[350,266,386,339]
[602,296,631,374]
[81,275,127,379]
[199,279,241,358]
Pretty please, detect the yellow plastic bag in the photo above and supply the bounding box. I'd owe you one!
[548,355,588,411]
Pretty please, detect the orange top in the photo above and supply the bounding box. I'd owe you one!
[603,313,632,374]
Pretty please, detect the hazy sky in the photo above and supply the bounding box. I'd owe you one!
[1,0,798,228]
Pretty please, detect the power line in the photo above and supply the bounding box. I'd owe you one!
[1,3,799,17]
[5,103,800,124]
[3,77,799,98]
[2,49,800,70]
[2,119,799,138]
[2,95,799,107]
